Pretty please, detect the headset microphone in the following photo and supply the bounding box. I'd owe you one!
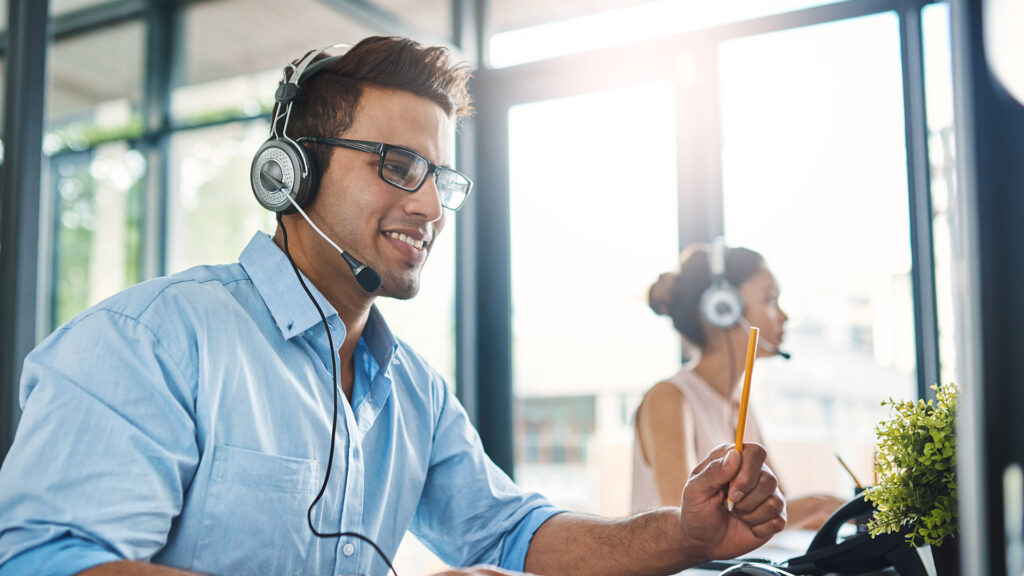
[761,338,792,361]
[265,166,382,293]
[739,317,791,360]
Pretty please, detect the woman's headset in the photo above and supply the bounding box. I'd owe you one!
[700,238,791,359]
[699,236,744,329]
[250,44,351,214]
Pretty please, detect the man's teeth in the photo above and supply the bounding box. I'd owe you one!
[387,232,426,249]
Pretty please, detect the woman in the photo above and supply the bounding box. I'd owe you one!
[632,240,844,529]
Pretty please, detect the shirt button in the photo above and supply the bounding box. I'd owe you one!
[342,543,355,556]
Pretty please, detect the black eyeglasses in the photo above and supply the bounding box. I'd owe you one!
[298,136,473,211]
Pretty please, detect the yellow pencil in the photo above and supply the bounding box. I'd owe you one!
[735,326,759,452]
[728,326,759,511]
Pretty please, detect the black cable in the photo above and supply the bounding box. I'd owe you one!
[279,215,398,576]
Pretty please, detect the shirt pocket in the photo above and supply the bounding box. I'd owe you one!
[192,444,319,576]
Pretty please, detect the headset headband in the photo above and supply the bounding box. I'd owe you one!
[271,43,352,141]
[251,42,352,214]
[709,236,728,283]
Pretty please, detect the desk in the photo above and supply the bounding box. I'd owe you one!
[673,530,932,576]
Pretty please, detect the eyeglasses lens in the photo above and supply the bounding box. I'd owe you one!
[381,146,471,210]
[382,148,428,190]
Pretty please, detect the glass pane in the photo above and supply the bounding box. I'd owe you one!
[1,56,5,150]
[0,0,4,131]
[51,0,113,16]
[922,2,958,389]
[45,21,145,147]
[167,120,276,272]
[174,0,382,124]
[718,13,914,497]
[509,84,680,515]
[50,143,146,327]
[490,0,847,68]
[368,0,453,43]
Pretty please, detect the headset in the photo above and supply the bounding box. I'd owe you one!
[255,44,394,574]
[252,43,382,293]
[699,236,744,329]
[250,44,351,214]
[699,237,791,359]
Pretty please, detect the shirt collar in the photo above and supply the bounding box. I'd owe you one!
[239,231,339,340]
[239,232,400,364]
[363,304,399,369]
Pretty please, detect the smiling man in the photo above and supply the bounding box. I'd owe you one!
[0,37,786,576]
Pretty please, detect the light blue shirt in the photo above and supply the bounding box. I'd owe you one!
[0,232,561,576]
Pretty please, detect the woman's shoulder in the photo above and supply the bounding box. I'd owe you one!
[657,367,708,394]
[638,376,691,420]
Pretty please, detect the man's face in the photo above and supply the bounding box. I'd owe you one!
[311,86,452,300]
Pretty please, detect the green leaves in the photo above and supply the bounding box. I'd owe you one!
[865,383,959,547]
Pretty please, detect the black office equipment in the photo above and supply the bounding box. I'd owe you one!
[703,492,929,575]
[784,493,927,576]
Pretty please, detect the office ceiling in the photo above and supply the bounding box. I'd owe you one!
[1,0,676,126]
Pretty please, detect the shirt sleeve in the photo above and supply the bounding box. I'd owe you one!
[0,308,200,573]
[409,376,565,570]
[0,536,122,576]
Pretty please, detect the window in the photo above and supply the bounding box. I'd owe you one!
[167,121,276,272]
[508,83,680,516]
[490,0,850,67]
[175,0,381,126]
[718,12,914,496]
[368,0,454,42]
[0,54,5,137]
[49,144,146,327]
[51,0,114,16]
[922,2,958,388]
[46,21,146,328]
[46,21,144,139]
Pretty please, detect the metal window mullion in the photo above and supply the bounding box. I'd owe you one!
[898,0,941,400]
[142,0,182,279]
[0,0,51,460]
[469,72,514,476]
[454,0,483,424]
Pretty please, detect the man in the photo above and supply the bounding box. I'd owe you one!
[0,37,785,575]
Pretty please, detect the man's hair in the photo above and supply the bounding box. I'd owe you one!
[277,36,474,173]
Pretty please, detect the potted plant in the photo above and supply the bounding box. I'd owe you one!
[865,382,960,576]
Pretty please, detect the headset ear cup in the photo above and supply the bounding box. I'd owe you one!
[251,138,317,213]
[699,283,744,329]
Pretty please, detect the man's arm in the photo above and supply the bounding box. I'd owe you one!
[524,444,786,575]
[0,309,199,575]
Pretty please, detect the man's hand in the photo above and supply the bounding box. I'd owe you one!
[522,443,785,575]
[677,443,787,563]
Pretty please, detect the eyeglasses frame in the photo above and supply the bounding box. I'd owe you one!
[296,136,473,210]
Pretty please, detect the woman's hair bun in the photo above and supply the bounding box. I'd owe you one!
[648,271,677,316]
